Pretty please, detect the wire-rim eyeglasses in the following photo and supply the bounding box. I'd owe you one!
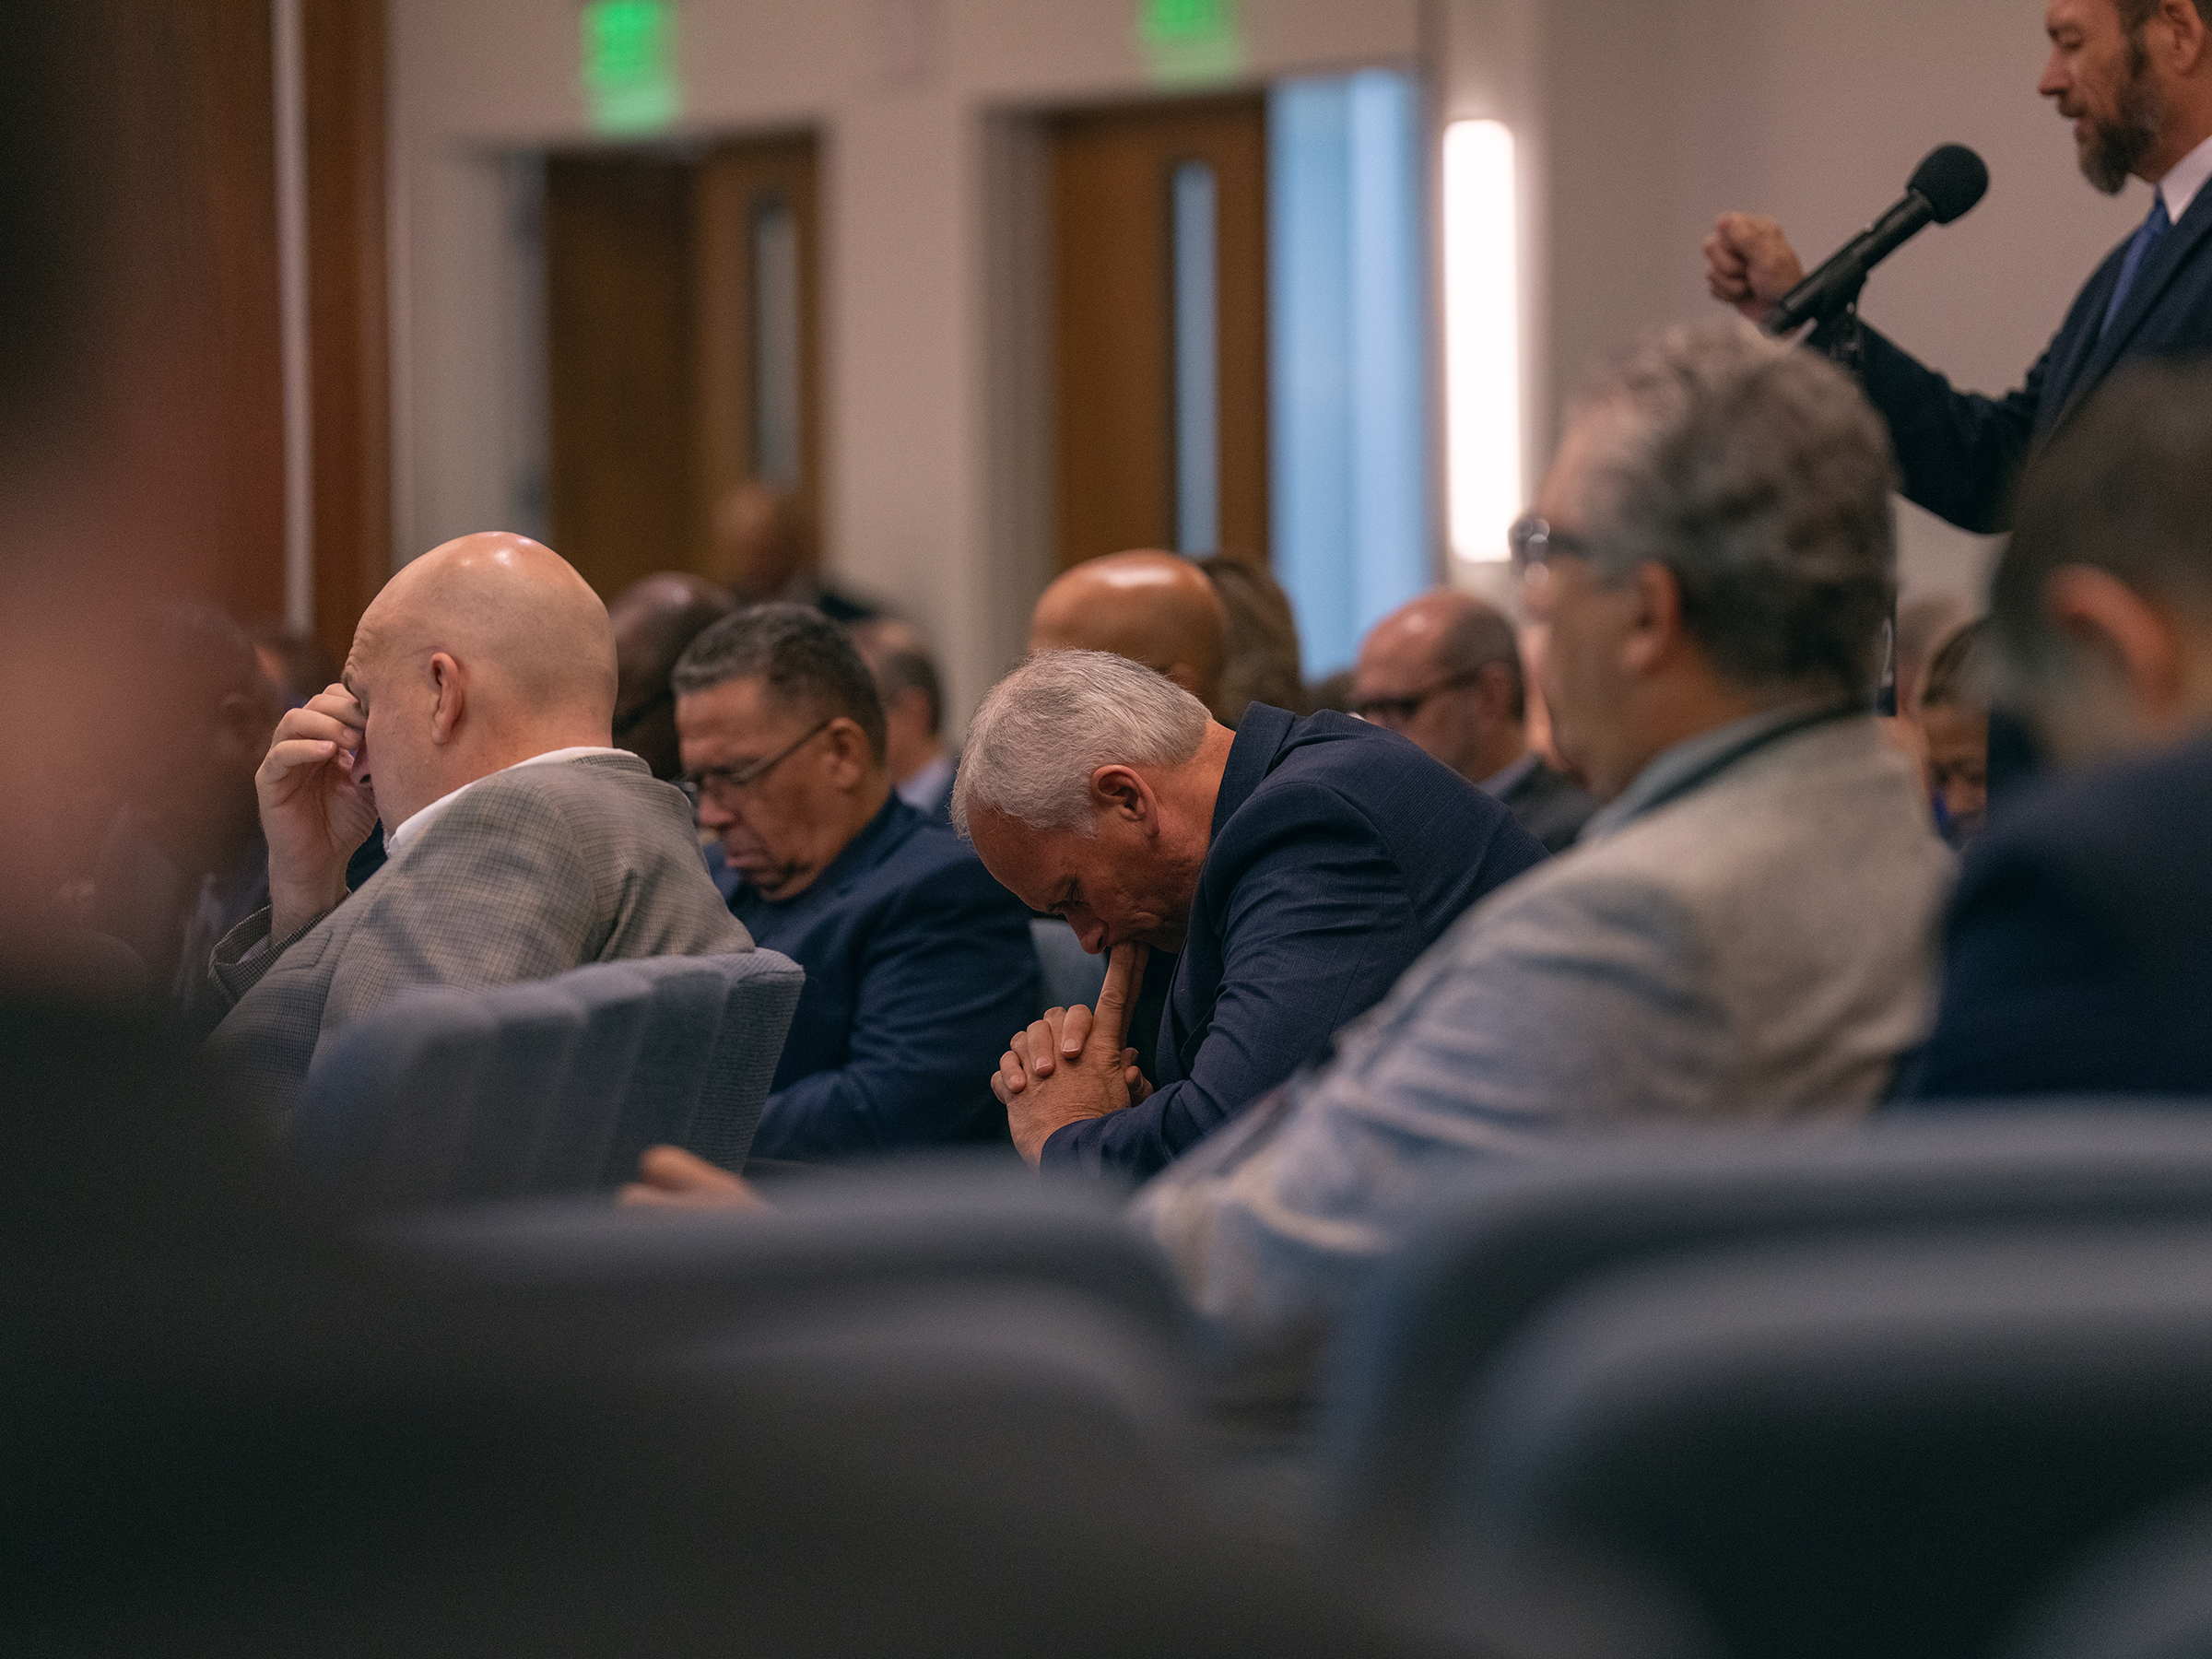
[679,716,836,807]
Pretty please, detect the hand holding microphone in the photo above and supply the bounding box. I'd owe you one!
[1705,144,1991,334]
[1705,215,1807,325]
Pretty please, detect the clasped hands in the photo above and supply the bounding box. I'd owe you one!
[994,941,1154,1166]
[618,942,1156,1203]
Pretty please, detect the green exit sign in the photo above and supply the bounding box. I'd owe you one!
[1140,0,1231,42]
[582,0,681,134]
[1137,0,1243,85]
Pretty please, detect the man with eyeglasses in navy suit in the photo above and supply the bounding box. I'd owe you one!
[674,604,1041,1162]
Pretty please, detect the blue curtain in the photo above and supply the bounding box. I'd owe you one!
[1267,68,1430,678]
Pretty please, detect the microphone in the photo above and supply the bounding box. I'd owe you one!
[1763,144,1989,336]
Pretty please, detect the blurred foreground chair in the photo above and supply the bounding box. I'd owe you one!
[288,950,803,1207]
[371,1165,1632,1657]
[14,1244,1502,1658]
[1444,1223,2212,1659]
[1321,1110,2212,1555]
[10,994,1523,1659]
[383,1158,1191,1355]
[2007,1493,2212,1659]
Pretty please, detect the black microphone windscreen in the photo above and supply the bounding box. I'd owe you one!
[1911,144,1990,224]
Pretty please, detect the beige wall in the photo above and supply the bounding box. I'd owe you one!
[389,0,1418,735]
[389,0,2144,728]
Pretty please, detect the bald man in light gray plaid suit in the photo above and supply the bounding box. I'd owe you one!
[206,533,750,1122]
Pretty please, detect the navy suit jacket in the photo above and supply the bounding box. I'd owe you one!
[1039,706,1549,1181]
[1904,727,2212,1100]
[1848,180,2212,534]
[710,794,1041,1159]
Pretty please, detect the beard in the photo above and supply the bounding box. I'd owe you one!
[2077,36,2167,195]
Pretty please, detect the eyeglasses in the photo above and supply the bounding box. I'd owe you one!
[1507,515,1598,579]
[679,717,835,807]
[1351,669,1488,726]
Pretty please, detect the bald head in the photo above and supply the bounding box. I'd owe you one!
[346,533,618,827]
[1353,591,1526,784]
[1030,550,1229,719]
[1364,593,1520,693]
[612,571,736,655]
[609,572,736,779]
[361,533,616,712]
[713,482,812,600]
[848,616,932,668]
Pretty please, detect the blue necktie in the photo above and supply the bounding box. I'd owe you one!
[2101,192,2172,338]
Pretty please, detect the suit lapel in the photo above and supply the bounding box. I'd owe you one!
[2051,187,2212,434]
[818,796,912,899]
[2040,241,2129,428]
[1209,706,1295,840]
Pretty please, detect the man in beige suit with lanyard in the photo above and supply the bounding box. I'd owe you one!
[1131,322,1955,1375]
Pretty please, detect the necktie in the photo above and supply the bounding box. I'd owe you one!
[2101,192,2172,338]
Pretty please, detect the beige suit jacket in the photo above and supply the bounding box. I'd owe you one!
[207,753,751,1121]
[1138,712,1956,1359]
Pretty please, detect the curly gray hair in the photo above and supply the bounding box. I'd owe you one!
[1568,320,1898,701]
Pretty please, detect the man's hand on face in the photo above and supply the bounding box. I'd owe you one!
[993,942,1154,1166]
[1703,213,1806,326]
[258,683,380,940]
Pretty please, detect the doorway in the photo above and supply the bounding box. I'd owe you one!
[1047,93,1268,571]
[1039,75,1430,679]
[544,134,822,602]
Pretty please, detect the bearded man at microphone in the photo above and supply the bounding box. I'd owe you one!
[1707,0,2212,534]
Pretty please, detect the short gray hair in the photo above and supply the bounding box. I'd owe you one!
[952,650,1211,834]
[672,602,887,763]
[1569,320,1897,700]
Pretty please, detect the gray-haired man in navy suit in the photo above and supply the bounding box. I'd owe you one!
[961,650,1548,1181]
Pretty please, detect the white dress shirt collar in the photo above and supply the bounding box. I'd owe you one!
[383,747,629,854]
[2158,130,2212,226]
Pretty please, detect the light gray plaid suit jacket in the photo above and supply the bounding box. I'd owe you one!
[1136,712,1956,1367]
[206,752,753,1121]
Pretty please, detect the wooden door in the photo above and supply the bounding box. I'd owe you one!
[546,150,696,602]
[104,0,288,621]
[546,134,822,604]
[301,0,394,671]
[87,0,391,657]
[691,138,823,566]
[1048,94,1267,571]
